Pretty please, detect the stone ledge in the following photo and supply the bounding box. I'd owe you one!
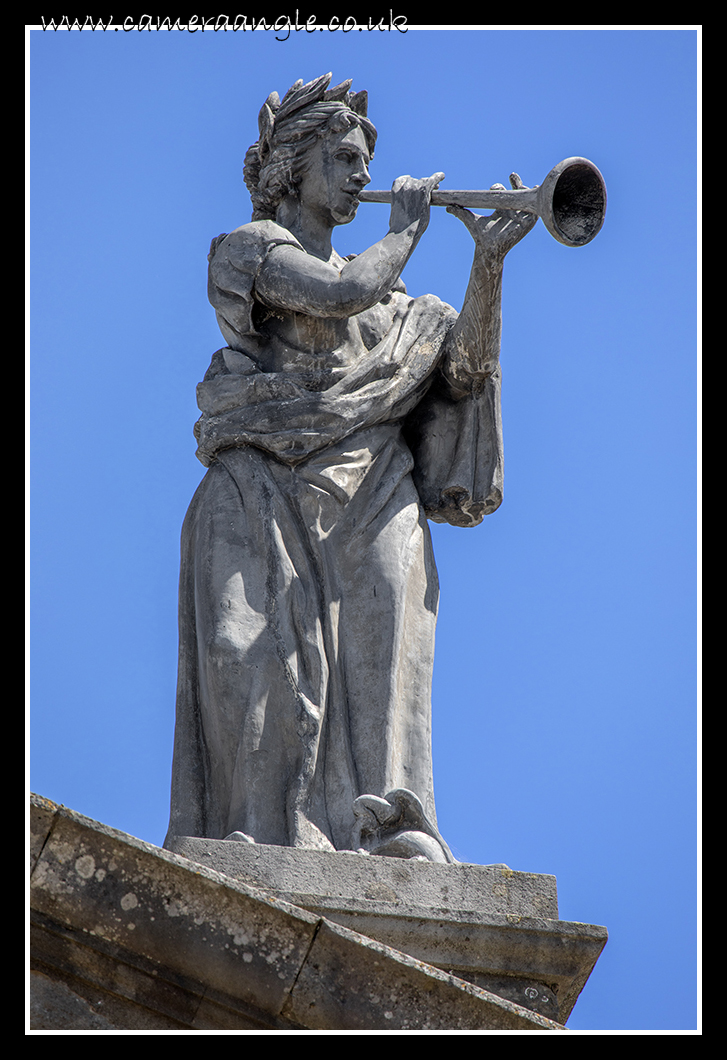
[166,834,607,1025]
[29,794,564,1031]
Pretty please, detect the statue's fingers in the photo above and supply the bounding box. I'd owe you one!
[446,203,480,235]
[391,174,413,191]
[446,203,474,219]
[509,172,526,189]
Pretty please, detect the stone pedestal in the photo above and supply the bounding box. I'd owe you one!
[166,836,607,1025]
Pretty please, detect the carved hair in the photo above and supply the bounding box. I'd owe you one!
[243,73,377,221]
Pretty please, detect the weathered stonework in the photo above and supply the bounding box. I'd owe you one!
[30,794,581,1030]
[30,794,606,1030]
[167,835,607,1025]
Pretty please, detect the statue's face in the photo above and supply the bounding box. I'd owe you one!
[296,123,371,226]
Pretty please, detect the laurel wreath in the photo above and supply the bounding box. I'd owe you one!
[242,73,375,221]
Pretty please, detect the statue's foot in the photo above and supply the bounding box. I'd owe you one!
[368,829,449,863]
[352,789,456,863]
[223,830,255,843]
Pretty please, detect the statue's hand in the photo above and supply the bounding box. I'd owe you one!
[388,171,445,238]
[447,172,537,261]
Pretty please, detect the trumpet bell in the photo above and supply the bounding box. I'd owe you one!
[537,157,607,247]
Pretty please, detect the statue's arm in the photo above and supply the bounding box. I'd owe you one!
[441,249,506,397]
[440,175,537,396]
[254,173,444,318]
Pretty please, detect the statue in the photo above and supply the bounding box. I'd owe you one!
[164,73,605,863]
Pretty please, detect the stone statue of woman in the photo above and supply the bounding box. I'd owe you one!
[164,74,536,862]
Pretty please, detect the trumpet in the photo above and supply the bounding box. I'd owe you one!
[358,157,607,248]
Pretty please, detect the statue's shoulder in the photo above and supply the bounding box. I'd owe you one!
[209,220,303,270]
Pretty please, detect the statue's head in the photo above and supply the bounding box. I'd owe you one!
[243,73,377,222]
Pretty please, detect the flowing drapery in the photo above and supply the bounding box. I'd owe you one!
[165,221,503,851]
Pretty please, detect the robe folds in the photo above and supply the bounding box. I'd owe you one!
[165,220,504,852]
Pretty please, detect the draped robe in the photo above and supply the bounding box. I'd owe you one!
[164,220,504,853]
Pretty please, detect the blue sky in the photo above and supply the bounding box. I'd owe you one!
[28,26,699,1032]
